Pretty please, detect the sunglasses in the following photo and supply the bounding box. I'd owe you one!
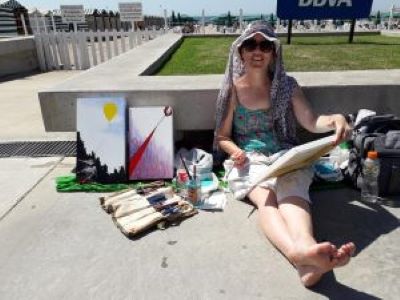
[240,39,275,53]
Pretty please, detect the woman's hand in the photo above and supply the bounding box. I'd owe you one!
[231,149,247,167]
[331,114,352,145]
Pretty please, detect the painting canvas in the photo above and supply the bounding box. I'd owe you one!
[76,97,127,183]
[128,106,174,180]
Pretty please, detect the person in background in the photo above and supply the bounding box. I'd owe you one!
[214,21,355,287]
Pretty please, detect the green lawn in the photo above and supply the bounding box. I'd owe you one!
[156,35,400,75]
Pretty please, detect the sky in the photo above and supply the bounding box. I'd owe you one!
[15,1,400,15]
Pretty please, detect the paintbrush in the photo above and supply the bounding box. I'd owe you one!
[179,153,193,180]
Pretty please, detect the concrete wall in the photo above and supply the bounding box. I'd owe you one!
[38,33,400,137]
[0,36,39,78]
[381,30,400,38]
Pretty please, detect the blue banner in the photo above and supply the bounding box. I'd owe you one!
[277,0,373,20]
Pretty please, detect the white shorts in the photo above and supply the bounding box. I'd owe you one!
[224,152,314,203]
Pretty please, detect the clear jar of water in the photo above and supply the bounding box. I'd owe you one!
[186,178,201,206]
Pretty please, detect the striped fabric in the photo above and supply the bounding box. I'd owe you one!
[0,7,17,36]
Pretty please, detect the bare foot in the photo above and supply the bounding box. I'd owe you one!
[291,242,338,287]
[295,242,356,287]
[291,242,337,270]
[297,265,324,288]
[333,242,356,267]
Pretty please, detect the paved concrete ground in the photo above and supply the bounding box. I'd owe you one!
[0,71,399,299]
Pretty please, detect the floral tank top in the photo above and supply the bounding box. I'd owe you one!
[233,104,281,156]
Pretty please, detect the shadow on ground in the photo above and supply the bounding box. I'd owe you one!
[312,188,399,255]
[311,188,399,299]
[313,271,382,300]
[0,70,41,83]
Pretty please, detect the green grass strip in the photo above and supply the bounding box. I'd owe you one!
[156,35,400,75]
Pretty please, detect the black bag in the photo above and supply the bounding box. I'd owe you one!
[346,114,400,196]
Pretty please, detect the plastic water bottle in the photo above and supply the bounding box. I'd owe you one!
[361,151,380,203]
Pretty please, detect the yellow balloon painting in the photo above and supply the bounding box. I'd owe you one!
[103,102,118,122]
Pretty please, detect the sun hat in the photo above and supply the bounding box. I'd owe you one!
[237,22,280,50]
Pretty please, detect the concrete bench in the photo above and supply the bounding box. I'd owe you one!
[38,33,400,134]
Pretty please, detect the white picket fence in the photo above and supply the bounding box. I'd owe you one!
[34,29,166,71]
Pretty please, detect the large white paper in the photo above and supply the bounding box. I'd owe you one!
[253,135,336,185]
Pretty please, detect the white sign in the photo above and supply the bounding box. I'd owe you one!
[60,5,85,23]
[119,2,143,22]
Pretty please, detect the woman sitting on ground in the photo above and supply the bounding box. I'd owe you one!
[214,21,356,287]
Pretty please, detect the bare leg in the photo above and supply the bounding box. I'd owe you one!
[248,188,354,287]
[248,188,335,270]
[278,197,329,262]
[278,196,354,286]
[247,187,295,262]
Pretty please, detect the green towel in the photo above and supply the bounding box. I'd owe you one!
[56,175,174,193]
